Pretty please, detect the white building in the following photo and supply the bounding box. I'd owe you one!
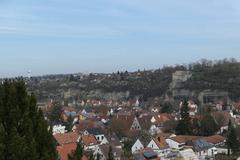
[131,139,144,154]
[147,137,170,158]
[179,149,198,160]
[84,128,105,143]
[52,124,66,135]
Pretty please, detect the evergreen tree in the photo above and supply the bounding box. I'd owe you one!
[107,146,114,160]
[226,120,240,155]
[68,141,84,160]
[0,80,57,160]
[199,109,219,136]
[65,115,74,132]
[175,100,192,135]
[0,123,5,160]
[192,118,201,136]
[48,102,62,125]
[161,102,173,113]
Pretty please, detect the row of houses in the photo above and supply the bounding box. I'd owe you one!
[132,134,226,160]
[51,101,240,160]
[54,128,123,160]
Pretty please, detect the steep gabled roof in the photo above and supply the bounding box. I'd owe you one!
[153,113,173,125]
[82,135,98,146]
[54,132,80,145]
[86,127,104,135]
[153,136,169,150]
[136,134,152,147]
[74,120,96,133]
[138,115,152,130]
[111,114,135,131]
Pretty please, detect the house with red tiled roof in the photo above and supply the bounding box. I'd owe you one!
[110,114,135,136]
[166,135,202,150]
[81,134,98,151]
[57,143,77,160]
[147,136,170,158]
[151,114,172,126]
[72,120,96,134]
[57,143,88,160]
[149,113,174,135]
[54,132,80,146]
[84,127,105,143]
[111,113,165,137]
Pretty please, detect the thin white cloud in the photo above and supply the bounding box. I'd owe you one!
[0,23,124,38]
[0,26,19,32]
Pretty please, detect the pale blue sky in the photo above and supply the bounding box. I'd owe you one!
[0,0,240,77]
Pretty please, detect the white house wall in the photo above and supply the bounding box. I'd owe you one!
[131,139,144,154]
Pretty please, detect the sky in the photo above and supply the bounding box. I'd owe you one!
[0,0,240,77]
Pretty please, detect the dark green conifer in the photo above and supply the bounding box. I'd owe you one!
[175,100,192,135]
[0,80,57,160]
[68,141,84,160]
[226,120,240,155]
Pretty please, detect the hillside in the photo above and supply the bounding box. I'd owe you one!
[27,58,240,104]
[184,58,240,101]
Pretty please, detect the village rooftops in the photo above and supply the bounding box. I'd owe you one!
[134,148,160,160]
[104,134,122,147]
[81,135,98,146]
[203,135,226,146]
[85,127,104,135]
[186,139,213,152]
[73,120,96,133]
[54,132,80,146]
[153,136,169,150]
[98,144,123,159]
[57,143,88,160]
[57,143,77,160]
[169,135,202,144]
